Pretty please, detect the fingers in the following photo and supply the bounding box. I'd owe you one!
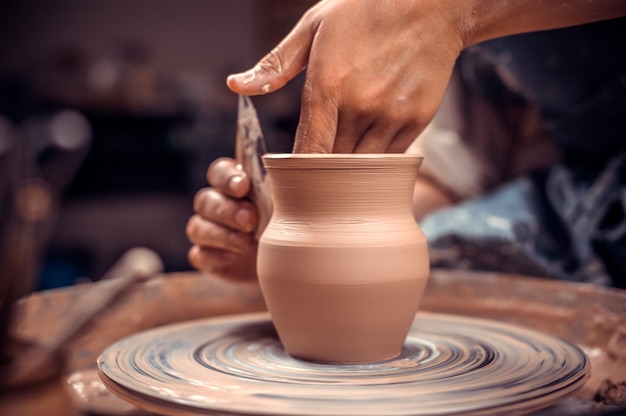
[225,0,459,155]
[187,157,260,280]
[187,212,253,252]
[325,94,423,154]
[293,87,424,154]
[226,10,317,96]
[293,77,339,153]
[191,187,258,235]
[386,125,422,153]
[207,158,250,198]
[353,119,421,153]
[188,244,240,272]
[188,157,259,254]
[188,245,258,282]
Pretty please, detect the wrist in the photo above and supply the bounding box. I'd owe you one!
[461,0,515,46]
[463,0,626,46]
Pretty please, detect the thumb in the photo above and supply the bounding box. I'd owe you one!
[227,18,314,96]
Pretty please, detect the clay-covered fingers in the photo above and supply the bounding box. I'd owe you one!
[226,5,317,96]
[225,0,466,154]
[287,0,462,154]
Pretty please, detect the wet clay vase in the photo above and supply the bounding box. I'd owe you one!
[258,154,430,363]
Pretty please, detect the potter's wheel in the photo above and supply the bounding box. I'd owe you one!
[97,312,589,416]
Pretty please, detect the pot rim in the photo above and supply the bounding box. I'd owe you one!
[263,153,423,160]
[262,153,424,170]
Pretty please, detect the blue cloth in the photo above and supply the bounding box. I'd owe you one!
[423,18,626,288]
[423,155,626,287]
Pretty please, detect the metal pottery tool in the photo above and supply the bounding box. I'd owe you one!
[235,95,273,240]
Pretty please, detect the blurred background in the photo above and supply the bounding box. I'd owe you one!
[0,0,314,290]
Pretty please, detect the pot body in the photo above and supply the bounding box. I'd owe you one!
[258,154,429,363]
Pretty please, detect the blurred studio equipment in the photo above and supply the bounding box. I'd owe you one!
[0,111,162,415]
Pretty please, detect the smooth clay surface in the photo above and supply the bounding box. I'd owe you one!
[258,154,429,363]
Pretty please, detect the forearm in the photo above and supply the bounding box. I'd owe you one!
[463,0,626,45]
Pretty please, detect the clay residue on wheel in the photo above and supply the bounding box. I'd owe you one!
[420,269,626,404]
[595,379,626,406]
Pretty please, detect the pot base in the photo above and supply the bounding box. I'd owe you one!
[260,278,428,364]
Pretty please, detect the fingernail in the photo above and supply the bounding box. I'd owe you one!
[228,175,244,193]
[229,69,256,85]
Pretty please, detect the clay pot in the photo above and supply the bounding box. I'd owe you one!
[258,154,429,363]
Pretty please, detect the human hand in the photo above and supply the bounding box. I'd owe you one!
[227,0,626,154]
[187,158,259,281]
[226,0,467,154]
